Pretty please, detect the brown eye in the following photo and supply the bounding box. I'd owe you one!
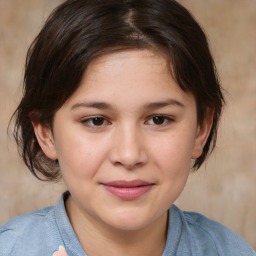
[81,116,109,127]
[91,117,105,126]
[152,116,165,125]
[146,115,173,126]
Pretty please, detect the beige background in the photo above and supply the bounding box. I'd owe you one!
[0,0,255,249]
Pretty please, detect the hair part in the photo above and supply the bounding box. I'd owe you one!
[12,0,225,181]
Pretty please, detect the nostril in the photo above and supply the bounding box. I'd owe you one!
[113,160,144,170]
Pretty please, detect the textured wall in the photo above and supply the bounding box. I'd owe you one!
[0,0,255,249]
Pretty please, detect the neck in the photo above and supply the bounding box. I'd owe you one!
[65,196,168,256]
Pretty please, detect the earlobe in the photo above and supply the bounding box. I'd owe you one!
[192,109,214,159]
[32,122,58,160]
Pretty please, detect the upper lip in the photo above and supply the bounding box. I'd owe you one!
[102,180,154,188]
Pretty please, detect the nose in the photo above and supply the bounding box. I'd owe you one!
[109,124,148,170]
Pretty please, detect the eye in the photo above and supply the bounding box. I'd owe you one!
[81,116,110,127]
[146,115,173,126]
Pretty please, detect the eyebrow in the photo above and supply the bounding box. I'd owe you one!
[71,102,113,110]
[71,99,185,111]
[143,99,185,110]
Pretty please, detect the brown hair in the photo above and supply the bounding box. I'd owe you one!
[12,0,225,181]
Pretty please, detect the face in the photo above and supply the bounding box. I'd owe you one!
[35,49,212,232]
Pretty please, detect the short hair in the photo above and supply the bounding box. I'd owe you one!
[12,0,225,181]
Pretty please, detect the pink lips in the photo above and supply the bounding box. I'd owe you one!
[102,180,154,200]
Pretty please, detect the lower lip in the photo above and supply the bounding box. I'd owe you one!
[103,185,153,200]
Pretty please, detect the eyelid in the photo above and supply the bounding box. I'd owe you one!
[80,114,174,128]
[145,115,175,125]
[80,115,111,128]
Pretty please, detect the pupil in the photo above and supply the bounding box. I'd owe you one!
[93,117,104,126]
[153,116,164,125]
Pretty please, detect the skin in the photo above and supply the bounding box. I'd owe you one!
[34,49,213,256]
[53,246,68,256]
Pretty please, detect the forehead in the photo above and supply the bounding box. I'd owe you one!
[89,48,168,69]
[63,49,196,110]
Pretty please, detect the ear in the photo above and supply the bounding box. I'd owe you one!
[192,109,214,159]
[32,122,58,160]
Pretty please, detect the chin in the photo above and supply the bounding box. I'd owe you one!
[108,218,151,231]
[101,207,161,231]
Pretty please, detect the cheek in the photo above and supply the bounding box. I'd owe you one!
[151,131,195,175]
[148,134,192,212]
[54,132,109,180]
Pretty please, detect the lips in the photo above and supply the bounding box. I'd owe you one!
[101,180,154,200]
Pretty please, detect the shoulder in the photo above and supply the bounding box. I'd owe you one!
[173,205,255,256]
[0,206,56,255]
[0,206,54,235]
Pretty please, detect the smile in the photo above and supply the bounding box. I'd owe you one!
[101,180,154,200]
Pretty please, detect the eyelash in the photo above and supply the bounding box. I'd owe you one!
[145,115,174,126]
[80,115,174,128]
[81,116,110,128]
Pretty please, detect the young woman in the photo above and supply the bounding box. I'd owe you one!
[0,0,255,255]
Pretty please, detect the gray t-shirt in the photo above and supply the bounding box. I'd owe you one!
[0,191,255,256]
